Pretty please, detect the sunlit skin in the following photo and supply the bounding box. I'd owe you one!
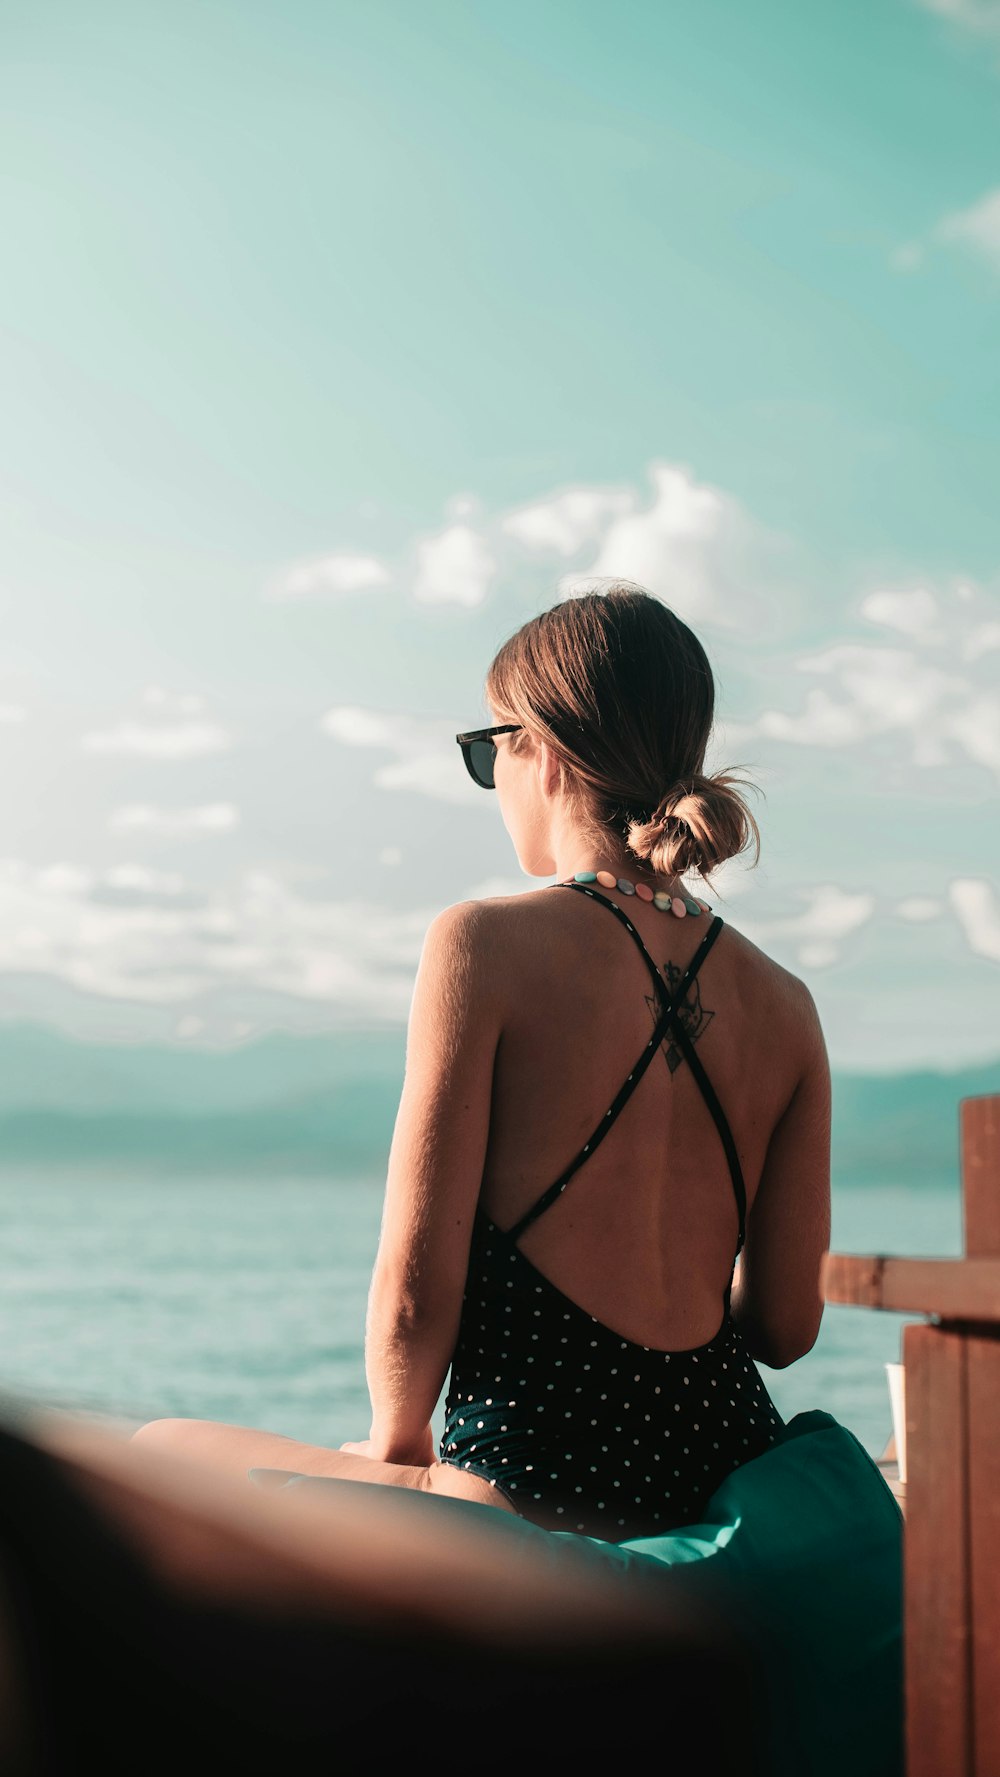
[132,715,831,1511]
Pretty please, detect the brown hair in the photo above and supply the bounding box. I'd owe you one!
[484,579,761,891]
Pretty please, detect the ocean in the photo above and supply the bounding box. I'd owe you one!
[0,1164,963,1460]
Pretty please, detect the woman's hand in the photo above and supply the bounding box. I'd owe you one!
[339,1425,436,1466]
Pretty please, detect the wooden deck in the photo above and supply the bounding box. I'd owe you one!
[822,1091,1000,1777]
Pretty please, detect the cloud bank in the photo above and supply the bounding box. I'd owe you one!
[267,458,796,636]
[727,576,1000,779]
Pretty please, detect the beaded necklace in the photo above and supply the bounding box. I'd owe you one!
[557,868,712,918]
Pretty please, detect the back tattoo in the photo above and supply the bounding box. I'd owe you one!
[646,959,715,1075]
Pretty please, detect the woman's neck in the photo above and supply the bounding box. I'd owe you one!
[551,843,686,899]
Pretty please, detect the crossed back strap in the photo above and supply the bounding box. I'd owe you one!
[505,882,747,1260]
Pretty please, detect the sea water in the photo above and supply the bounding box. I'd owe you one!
[0,1165,963,1459]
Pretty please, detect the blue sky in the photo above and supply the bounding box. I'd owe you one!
[1,0,998,1070]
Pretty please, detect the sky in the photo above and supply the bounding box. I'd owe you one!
[1,0,998,1073]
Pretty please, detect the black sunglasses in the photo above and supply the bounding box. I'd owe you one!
[455,724,523,789]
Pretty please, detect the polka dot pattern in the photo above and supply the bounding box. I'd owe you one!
[441,1210,783,1541]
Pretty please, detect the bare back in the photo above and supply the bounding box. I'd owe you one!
[478,884,812,1352]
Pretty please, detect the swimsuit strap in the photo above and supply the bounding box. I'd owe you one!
[506,882,746,1259]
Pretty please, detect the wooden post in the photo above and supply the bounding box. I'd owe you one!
[822,1091,1000,1777]
[962,1095,1000,1258]
[902,1323,969,1777]
[967,1333,1000,1777]
[962,1094,1000,1777]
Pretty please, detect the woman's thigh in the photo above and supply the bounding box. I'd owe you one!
[130,1417,518,1516]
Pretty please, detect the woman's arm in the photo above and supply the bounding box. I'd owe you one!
[356,899,503,1464]
[730,981,832,1369]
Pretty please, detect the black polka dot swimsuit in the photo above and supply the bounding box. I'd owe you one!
[440,880,784,1541]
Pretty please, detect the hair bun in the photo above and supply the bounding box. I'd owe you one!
[627,771,761,884]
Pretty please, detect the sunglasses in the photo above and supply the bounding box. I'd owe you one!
[455,724,523,789]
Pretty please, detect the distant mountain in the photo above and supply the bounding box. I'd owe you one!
[0,1023,406,1116]
[0,1087,397,1176]
[830,1064,999,1183]
[0,1021,995,1180]
[0,1023,406,1176]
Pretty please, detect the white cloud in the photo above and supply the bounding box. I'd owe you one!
[683,853,757,904]
[945,695,1000,774]
[264,456,785,628]
[892,179,1000,277]
[0,856,433,1016]
[896,896,945,920]
[0,704,26,724]
[266,553,391,601]
[320,705,484,804]
[90,870,202,911]
[936,186,1000,271]
[320,707,395,748]
[557,460,790,634]
[109,803,240,836]
[914,0,1000,36]
[502,485,635,555]
[82,722,232,759]
[445,493,482,521]
[753,685,870,747]
[104,860,184,888]
[741,640,968,760]
[102,864,189,896]
[949,877,1000,962]
[373,752,478,801]
[731,885,875,970]
[860,585,944,642]
[729,577,1000,778]
[413,524,497,606]
[37,863,95,895]
[964,621,1000,661]
[800,644,960,738]
[142,687,206,715]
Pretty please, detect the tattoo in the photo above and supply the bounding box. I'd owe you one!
[646,961,715,1075]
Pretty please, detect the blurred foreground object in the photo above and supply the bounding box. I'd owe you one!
[0,1391,904,1776]
[824,1090,1000,1777]
[253,1404,903,1777]
[0,1401,755,1775]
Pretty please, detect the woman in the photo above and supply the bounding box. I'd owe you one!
[134,581,832,1541]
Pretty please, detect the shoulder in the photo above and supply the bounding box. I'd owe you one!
[421,891,554,1010]
[418,898,515,1010]
[710,917,828,1062]
[423,896,513,961]
[426,889,553,949]
[715,917,813,1001]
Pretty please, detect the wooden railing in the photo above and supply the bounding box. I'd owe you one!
[822,1092,1000,1777]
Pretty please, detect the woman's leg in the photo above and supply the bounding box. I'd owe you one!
[130,1416,519,1514]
